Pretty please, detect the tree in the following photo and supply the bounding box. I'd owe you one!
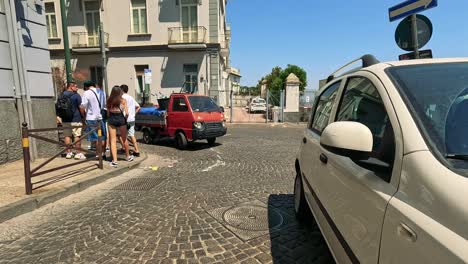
[258,64,307,106]
[280,64,307,92]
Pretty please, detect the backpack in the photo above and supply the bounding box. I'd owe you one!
[56,92,75,121]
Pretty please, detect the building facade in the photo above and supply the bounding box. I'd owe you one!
[47,0,238,107]
[0,0,56,164]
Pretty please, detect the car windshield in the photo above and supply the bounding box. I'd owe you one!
[387,62,468,169]
[188,96,220,112]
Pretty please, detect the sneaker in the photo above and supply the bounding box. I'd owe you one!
[126,155,134,162]
[102,155,107,161]
[66,152,74,159]
[133,152,140,157]
[110,161,118,167]
[106,146,110,151]
[74,153,86,160]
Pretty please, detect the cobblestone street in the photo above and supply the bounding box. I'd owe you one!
[0,124,334,264]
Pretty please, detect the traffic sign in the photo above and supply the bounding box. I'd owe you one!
[395,14,432,51]
[389,0,437,22]
[399,49,433,60]
[144,69,152,84]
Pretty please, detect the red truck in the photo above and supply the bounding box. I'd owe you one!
[135,93,227,149]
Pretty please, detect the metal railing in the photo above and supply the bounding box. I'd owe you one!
[21,122,104,195]
[71,32,109,49]
[168,26,207,44]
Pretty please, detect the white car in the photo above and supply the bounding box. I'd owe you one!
[248,97,267,113]
[294,55,468,264]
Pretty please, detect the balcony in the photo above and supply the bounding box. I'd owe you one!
[71,32,109,53]
[168,27,207,49]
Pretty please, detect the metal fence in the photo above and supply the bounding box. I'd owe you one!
[21,122,104,195]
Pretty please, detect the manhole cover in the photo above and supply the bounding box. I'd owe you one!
[223,205,283,231]
[113,177,165,191]
[206,200,294,241]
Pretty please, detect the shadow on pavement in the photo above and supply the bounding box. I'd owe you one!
[137,138,223,151]
[268,194,335,264]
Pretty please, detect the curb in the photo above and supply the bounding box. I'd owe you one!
[0,154,148,224]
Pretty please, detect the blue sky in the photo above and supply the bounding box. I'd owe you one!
[227,0,468,90]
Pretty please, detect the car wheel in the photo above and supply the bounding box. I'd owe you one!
[207,137,216,145]
[142,130,152,145]
[294,172,311,221]
[175,132,188,150]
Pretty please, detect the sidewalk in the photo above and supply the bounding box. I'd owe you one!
[0,150,148,223]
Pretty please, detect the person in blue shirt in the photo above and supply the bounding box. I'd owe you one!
[59,81,85,160]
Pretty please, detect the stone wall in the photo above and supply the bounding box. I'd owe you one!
[0,100,22,164]
[31,99,60,158]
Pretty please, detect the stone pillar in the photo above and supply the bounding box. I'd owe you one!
[284,73,300,113]
[261,79,267,98]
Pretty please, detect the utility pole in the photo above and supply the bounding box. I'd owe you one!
[99,22,109,95]
[59,0,72,82]
[411,14,420,59]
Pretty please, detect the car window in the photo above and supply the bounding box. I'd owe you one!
[172,97,189,112]
[310,81,341,134]
[336,77,395,182]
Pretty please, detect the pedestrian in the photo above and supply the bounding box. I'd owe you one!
[56,81,85,159]
[107,85,134,167]
[80,81,107,161]
[96,83,110,153]
[121,84,141,157]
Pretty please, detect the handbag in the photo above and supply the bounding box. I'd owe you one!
[119,107,129,128]
[91,90,107,119]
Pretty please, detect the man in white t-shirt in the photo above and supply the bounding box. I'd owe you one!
[121,84,141,157]
[80,81,107,160]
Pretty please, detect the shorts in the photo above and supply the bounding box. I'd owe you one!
[63,122,83,138]
[108,112,126,127]
[127,121,136,137]
[86,120,107,142]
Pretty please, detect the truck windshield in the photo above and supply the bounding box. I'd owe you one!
[188,96,220,112]
[387,62,468,171]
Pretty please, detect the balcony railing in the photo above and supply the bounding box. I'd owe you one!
[71,32,109,49]
[168,26,207,45]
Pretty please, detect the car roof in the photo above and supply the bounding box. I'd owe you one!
[374,57,468,68]
[321,57,468,92]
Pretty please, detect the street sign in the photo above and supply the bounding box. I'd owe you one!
[144,69,152,84]
[389,0,437,22]
[395,14,432,51]
[399,49,433,60]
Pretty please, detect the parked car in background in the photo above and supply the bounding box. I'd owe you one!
[136,94,227,149]
[294,55,468,263]
[248,97,267,113]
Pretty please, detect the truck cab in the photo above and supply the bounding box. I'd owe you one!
[136,94,227,149]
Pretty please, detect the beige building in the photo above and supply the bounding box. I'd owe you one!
[46,0,237,106]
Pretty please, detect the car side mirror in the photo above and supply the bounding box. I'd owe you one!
[219,106,224,113]
[320,121,373,160]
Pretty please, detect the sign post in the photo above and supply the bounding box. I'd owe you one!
[411,14,419,59]
[390,0,437,60]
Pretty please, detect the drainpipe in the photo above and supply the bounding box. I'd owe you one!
[5,0,37,159]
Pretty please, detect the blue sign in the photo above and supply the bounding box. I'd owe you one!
[389,0,437,22]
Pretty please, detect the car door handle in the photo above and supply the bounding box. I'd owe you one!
[319,153,328,164]
[303,137,307,144]
[398,223,417,242]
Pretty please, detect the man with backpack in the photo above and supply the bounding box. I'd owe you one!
[56,81,85,159]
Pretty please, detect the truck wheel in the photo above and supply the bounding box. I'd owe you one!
[142,130,152,145]
[175,132,188,150]
[207,137,216,145]
[294,172,311,221]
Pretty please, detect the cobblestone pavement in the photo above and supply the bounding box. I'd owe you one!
[0,124,334,264]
